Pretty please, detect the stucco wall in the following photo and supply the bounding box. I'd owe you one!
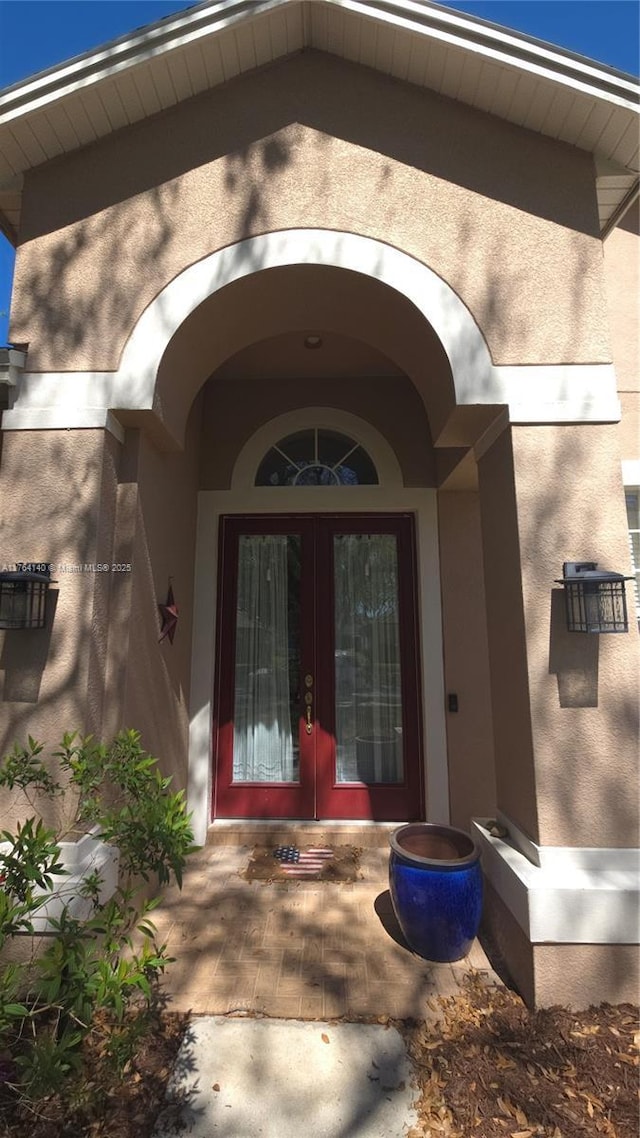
[512,423,639,848]
[200,355,435,490]
[478,428,539,842]
[604,202,639,400]
[604,202,639,465]
[437,490,496,830]
[482,880,639,1008]
[481,423,639,850]
[11,52,609,374]
[619,392,640,461]
[0,429,120,827]
[119,403,201,790]
[0,411,199,813]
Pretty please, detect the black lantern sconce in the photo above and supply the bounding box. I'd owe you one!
[556,561,633,634]
[0,567,56,630]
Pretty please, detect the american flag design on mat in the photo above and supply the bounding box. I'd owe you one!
[273,846,334,876]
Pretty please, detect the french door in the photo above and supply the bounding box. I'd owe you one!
[213,514,424,820]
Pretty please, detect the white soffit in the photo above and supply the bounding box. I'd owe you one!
[0,0,638,241]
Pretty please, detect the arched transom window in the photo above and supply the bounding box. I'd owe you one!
[255,429,379,487]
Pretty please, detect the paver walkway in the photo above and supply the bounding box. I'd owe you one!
[152,844,501,1019]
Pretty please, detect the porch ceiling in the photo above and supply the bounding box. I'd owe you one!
[0,0,638,244]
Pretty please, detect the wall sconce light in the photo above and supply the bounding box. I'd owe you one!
[0,567,56,630]
[556,561,633,633]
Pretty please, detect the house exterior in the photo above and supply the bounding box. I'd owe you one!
[0,0,637,1008]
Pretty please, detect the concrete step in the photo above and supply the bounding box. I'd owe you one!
[205,820,403,849]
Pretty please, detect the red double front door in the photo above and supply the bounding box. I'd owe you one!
[213,514,423,820]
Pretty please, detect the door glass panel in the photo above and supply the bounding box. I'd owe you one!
[333,534,403,784]
[233,535,301,782]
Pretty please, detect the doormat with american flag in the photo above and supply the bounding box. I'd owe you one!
[242,844,362,883]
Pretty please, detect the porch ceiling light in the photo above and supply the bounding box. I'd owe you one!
[556,561,633,633]
[0,567,56,630]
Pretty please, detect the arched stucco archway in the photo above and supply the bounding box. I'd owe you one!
[112,229,493,447]
[5,229,619,444]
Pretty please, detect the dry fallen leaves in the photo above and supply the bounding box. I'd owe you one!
[402,974,638,1138]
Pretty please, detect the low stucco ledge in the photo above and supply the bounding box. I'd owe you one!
[472,818,639,945]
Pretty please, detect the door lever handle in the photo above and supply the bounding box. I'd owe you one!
[305,705,313,734]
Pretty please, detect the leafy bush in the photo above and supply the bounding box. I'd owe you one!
[0,730,194,1105]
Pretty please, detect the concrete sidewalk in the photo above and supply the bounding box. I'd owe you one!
[153,1016,419,1138]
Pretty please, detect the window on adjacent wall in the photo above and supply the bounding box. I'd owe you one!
[255,429,379,487]
[625,487,640,622]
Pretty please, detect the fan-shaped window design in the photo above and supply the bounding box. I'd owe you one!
[255,429,379,487]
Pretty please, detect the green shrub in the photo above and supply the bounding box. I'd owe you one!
[0,729,194,1104]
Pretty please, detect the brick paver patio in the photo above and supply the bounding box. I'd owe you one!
[152,841,502,1019]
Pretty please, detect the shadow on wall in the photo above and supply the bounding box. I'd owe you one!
[13,51,605,382]
[20,53,599,243]
[0,430,116,755]
[0,590,58,703]
[13,179,181,373]
[548,588,599,708]
[514,423,639,847]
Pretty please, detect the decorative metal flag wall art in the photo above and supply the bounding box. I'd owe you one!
[158,580,178,644]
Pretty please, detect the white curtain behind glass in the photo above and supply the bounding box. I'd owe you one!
[334,535,403,783]
[233,536,296,782]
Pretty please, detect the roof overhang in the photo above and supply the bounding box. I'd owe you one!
[0,0,638,243]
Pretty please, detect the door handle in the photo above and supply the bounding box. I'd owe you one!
[305,704,313,734]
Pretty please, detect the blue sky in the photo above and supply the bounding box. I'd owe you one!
[0,0,638,343]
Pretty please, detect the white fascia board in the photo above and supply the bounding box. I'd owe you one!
[1,0,637,127]
[0,0,282,125]
[340,0,639,111]
[473,819,640,944]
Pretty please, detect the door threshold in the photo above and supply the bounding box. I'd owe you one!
[206,820,405,848]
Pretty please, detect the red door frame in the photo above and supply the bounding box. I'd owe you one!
[212,513,424,820]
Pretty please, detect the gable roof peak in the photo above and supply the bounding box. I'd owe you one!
[0,0,638,242]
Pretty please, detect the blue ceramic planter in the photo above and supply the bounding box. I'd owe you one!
[389,823,483,962]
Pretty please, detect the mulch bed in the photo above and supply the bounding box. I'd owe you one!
[0,1003,189,1138]
[241,844,362,882]
[403,972,639,1138]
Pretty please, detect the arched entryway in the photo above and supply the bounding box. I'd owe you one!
[93,230,502,843]
[190,387,449,835]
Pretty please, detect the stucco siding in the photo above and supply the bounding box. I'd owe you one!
[511,423,639,849]
[482,879,640,1008]
[438,490,496,831]
[0,429,120,827]
[121,406,201,791]
[11,52,609,374]
[604,201,639,400]
[478,428,539,843]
